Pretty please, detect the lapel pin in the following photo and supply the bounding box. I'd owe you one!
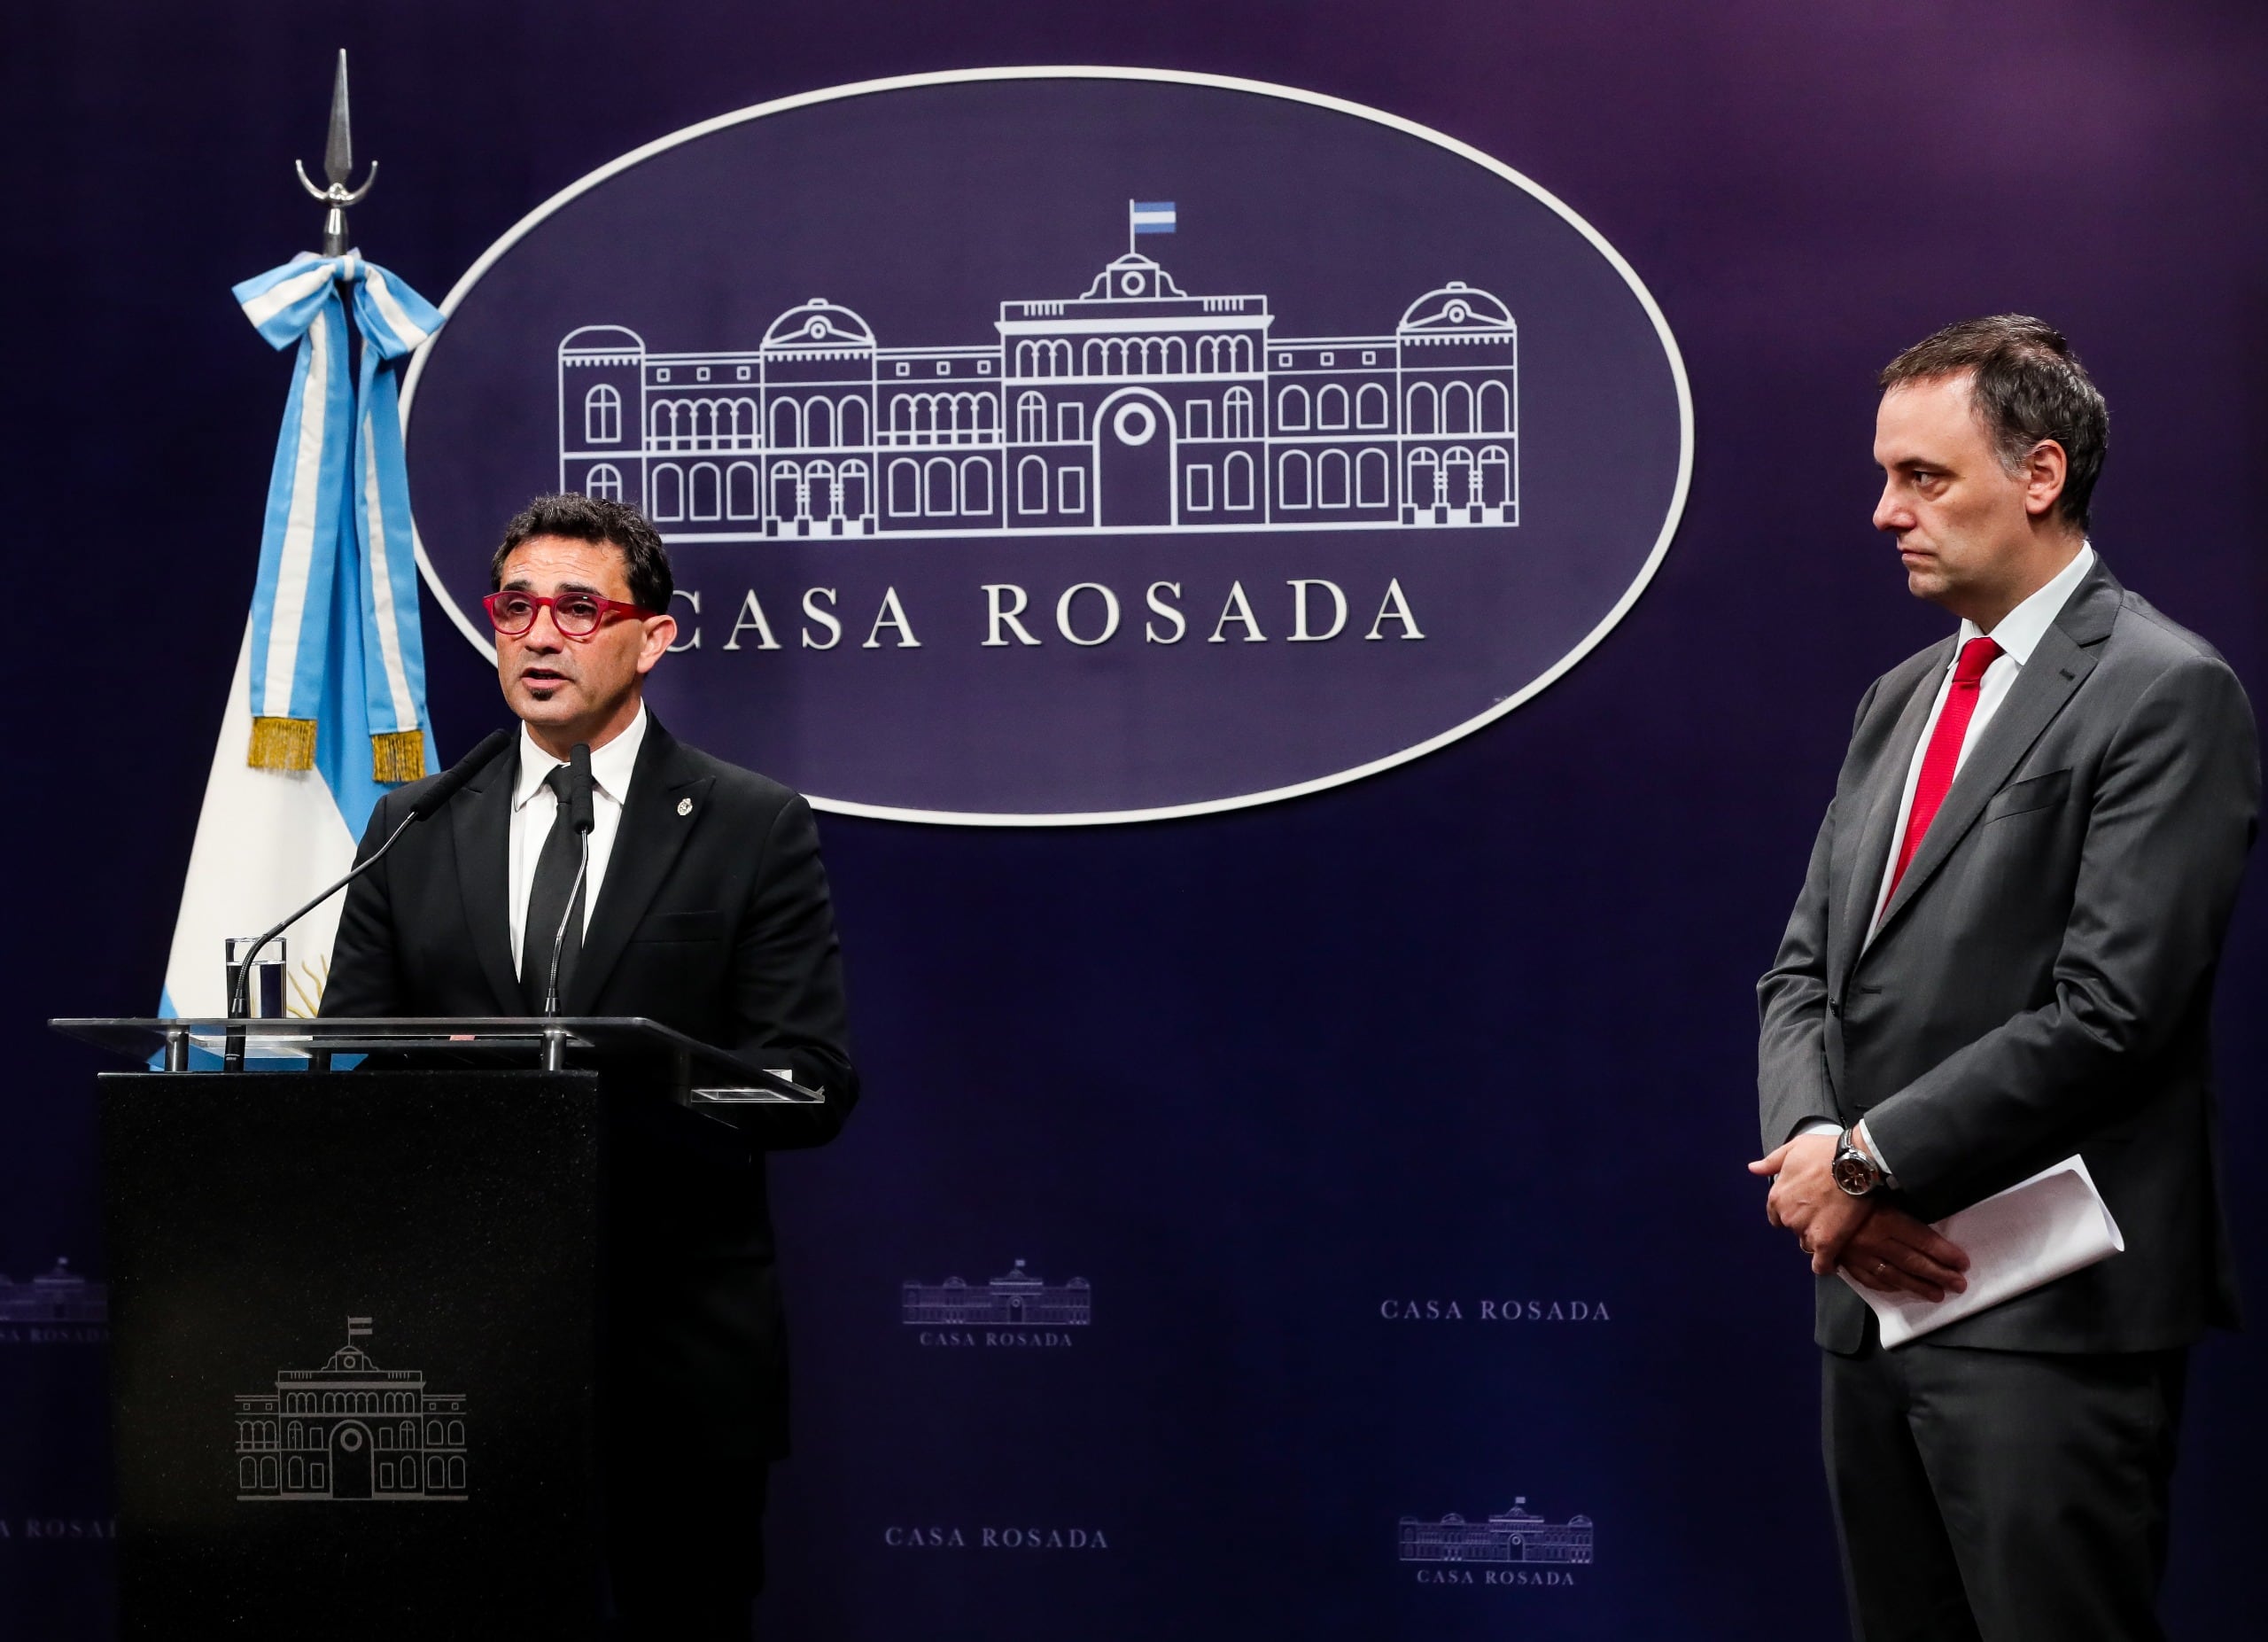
[677,797,693,816]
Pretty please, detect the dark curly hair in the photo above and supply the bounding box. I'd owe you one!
[491,493,674,612]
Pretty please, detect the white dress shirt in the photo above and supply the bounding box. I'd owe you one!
[1863,543,2097,945]
[507,704,649,978]
[1806,545,2097,1177]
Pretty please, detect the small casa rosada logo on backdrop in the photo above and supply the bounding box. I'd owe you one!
[884,1524,1111,1551]
[0,1517,117,1542]
[904,1258,1091,1349]
[1379,1296,1611,1323]
[1401,1498,1594,1587]
[0,1257,108,1345]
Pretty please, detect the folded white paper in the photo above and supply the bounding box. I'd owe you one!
[1840,1156,2124,1347]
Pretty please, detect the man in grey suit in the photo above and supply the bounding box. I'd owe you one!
[1751,315,2257,1641]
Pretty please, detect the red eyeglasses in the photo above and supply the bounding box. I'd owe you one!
[484,590,656,640]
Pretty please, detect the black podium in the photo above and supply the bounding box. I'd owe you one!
[51,1017,820,1640]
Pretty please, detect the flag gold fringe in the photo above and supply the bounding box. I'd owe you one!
[247,716,318,771]
[371,731,426,783]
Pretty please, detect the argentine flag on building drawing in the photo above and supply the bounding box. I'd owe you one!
[157,252,444,1022]
[1130,200,1177,237]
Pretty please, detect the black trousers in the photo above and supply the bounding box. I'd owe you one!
[1821,1333,2186,1642]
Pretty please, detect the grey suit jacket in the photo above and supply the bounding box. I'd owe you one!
[1758,558,2258,1354]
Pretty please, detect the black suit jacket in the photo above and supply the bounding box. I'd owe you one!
[1759,559,2257,1354]
[322,714,858,1459]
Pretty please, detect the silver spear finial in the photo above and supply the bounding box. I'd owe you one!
[294,50,377,256]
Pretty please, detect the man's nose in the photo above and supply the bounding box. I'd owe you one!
[1872,481,1908,534]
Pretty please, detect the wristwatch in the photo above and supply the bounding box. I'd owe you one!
[1831,1130,1885,1197]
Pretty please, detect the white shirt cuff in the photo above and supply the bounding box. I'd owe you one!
[1793,1118,1898,1186]
[1855,1118,1896,1185]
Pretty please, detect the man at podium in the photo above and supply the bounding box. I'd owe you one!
[322,493,859,1640]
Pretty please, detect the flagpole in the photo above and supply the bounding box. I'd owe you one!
[1127,198,1135,259]
[297,50,376,257]
[182,47,444,1061]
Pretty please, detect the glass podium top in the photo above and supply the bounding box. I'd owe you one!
[48,1016,825,1106]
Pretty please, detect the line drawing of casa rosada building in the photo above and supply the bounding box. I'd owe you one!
[0,1257,108,1324]
[1399,1501,1596,1564]
[901,1259,1093,1327]
[233,1322,468,1503]
[556,240,1517,541]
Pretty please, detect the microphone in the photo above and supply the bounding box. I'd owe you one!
[541,743,595,1017]
[223,728,514,1067]
[408,728,517,819]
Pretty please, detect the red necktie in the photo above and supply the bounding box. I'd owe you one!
[1886,635,2004,899]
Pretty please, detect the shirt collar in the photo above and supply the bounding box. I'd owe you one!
[513,702,649,811]
[1958,541,2095,666]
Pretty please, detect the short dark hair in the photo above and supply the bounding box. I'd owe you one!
[491,493,674,612]
[1879,315,2108,530]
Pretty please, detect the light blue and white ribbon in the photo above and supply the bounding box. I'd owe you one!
[233,251,442,777]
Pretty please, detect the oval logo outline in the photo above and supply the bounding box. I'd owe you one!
[402,66,1694,826]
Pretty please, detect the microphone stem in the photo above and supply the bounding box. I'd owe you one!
[223,805,419,1070]
[212,727,509,1073]
[542,834,590,1016]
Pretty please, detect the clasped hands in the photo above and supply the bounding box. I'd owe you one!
[1748,1133,1969,1302]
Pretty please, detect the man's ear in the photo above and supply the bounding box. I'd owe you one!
[636,613,680,674]
[2023,439,2070,521]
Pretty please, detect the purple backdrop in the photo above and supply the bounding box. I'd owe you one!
[6,3,2264,1637]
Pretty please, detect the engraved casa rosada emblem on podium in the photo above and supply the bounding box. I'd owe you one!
[233,1319,469,1502]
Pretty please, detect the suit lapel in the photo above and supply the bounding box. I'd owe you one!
[451,754,523,1013]
[566,718,715,1014]
[1830,650,1948,990]
[1868,560,2121,942]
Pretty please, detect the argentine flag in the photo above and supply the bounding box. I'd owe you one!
[1130,200,1177,236]
[158,253,442,1023]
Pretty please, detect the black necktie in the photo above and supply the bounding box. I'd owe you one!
[521,765,586,1014]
